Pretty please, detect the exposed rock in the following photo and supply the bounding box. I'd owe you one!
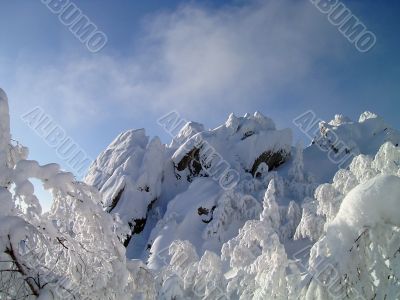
[176,147,203,180]
[250,150,289,176]
[200,205,216,224]
[124,218,147,247]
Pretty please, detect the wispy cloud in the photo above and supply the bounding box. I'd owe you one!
[140,0,344,115]
[9,0,346,128]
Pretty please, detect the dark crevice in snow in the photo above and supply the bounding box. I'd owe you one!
[241,130,255,140]
[108,185,125,213]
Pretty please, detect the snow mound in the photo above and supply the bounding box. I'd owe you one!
[327,174,400,255]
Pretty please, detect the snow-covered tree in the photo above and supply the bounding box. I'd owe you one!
[288,142,305,182]
[260,179,280,230]
[0,89,143,299]
[297,142,400,299]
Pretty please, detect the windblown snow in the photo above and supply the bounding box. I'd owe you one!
[1,87,399,299]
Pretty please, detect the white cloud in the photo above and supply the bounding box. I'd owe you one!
[8,0,346,128]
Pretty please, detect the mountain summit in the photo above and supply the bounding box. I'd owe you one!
[85,110,400,277]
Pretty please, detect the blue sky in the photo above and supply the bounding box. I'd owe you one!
[1,0,400,194]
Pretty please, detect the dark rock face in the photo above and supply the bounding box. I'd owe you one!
[171,113,293,186]
[198,207,210,216]
[175,147,208,182]
[131,219,147,235]
[176,147,202,174]
[175,146,290,181]
[250,150,289,176]
[124,219,147,247]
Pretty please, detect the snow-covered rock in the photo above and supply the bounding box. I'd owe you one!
[87,110,400,270]
[172,112,292,182]
[79,105,400,299]
[87,112,296,261]
[303,111,400,182]
[317,112,400,156]
[85,129,166,246]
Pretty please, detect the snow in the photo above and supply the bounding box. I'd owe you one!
[303,111,400,183]
[85,129,150,188]
[169,121,205,149]
[0,89,141,299]
[147,177,224,269]
[327,174,400,256]
[172,112,292,174]
[85,129,165,226]
[86,110,400,279]
[318,111,400,156]
[86,111,295,263]
[1,85,400,299]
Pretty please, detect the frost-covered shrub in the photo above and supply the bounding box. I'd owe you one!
[157,240,227,299]
[0,89,144,299]
[296,143,400,299]
[305,175,400,299]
